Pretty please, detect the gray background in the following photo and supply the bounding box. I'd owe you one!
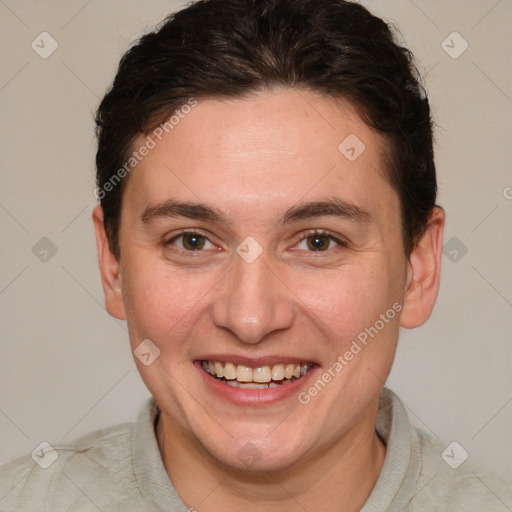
[0,0,511,484]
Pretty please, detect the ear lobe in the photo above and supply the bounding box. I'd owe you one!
[400,207,445,329]
[92,205,126,320]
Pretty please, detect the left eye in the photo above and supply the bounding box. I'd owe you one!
[167,232,215,251]
[296,232,342,252]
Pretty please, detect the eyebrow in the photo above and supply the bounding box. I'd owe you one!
[141,199,230,225]
[140,197,371,226]
[279,197,371,225]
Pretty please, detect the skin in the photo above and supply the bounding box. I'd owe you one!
[93,87,444,512]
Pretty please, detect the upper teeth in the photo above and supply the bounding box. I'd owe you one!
[202,360,312,383]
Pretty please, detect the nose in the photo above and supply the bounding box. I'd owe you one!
[211,251,295,344]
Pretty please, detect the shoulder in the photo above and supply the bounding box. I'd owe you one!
[0,421,138,512]
[375,389,512,511]
[412,428,512,511]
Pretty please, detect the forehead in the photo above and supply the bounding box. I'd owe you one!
[123,88,397,225]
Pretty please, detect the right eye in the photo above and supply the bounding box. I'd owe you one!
[165,231,216,252]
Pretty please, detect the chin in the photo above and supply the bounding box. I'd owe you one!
[191,419,315,473]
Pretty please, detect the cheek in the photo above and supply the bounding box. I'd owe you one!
[294,260,403,344]
[121,257,212,345]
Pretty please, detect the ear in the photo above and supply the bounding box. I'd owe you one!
[92,205,126,320]
[400,207,445,329]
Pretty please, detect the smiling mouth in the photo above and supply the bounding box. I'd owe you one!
[200,360,314,389]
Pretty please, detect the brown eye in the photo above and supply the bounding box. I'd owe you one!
[296,231,344,252]
[167,231,214,251]
[306,234,331,251]
[182,233,206,250]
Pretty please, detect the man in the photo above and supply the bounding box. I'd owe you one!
[1,0,511,510]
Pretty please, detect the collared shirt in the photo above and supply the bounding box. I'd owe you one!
[1,388,511,511]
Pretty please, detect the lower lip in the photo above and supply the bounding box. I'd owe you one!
[195,361,318,406]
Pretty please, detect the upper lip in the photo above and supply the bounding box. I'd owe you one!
[196,354,317,367]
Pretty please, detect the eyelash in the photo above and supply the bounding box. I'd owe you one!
[295,229,347,252]
[164,229,347,254]
[164,229,215,253]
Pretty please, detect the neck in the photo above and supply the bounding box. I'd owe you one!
[156,400,386,512]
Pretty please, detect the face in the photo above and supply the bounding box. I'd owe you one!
[95,88,440,472]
